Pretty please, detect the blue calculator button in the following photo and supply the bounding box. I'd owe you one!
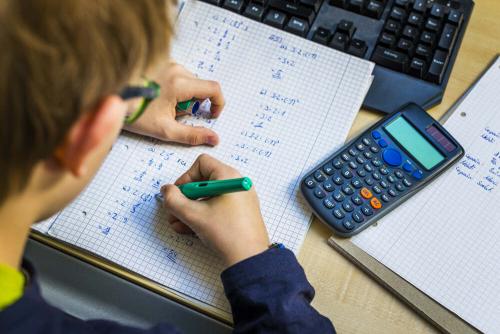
[361,205,374,216]
[314,170,326,182]
[378,139,388,148]
[341,168,353,179]
[323,164,335,176]
[305,177,316,188]
[342,220,356,230]
[402,162,413,172]
[352,211,365,223]
[323,197,335,209]
[372,130,381,139]
[342,202,354,212]
[412,170,424,180]
[403,178,412,187]
[323,180,335,192]
[333,207,345,219]
[333,190,345,202]
[351,194,363,206]
[333,174,344,185]
[314,188,326,199]
[382,148,402,166]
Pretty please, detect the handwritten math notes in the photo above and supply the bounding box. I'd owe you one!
[352,57,500,333]
[39,1,374,314]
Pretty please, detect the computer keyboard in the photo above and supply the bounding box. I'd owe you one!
[199,0,474,113]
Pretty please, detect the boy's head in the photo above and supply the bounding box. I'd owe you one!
[0,0,173,220]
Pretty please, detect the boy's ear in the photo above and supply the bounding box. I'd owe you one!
[54,96,127,177]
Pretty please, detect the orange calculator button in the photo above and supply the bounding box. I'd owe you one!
[360,187,373,199]
[370,197,382,209]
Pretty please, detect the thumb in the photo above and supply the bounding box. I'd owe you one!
[166,121,219,146]
[161,185,204,226]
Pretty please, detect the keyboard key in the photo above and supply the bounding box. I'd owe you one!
[372,158,382,167]
[323,164,335,175]
[387,174,396,183]
[412,0,427,13]
[402,25,419,42]
[403,162,413,172]
[341,168,353,179]
[356,143,365,151]
[425,17,441,32]
[382,148,402,166]
[333,189,345,202]
[361,205,374,216]
[365,177,374,186]
[447,9,463,25]
[268,0,315,24]
[323,180,335,192]
[305,177,316,188]
[430,4,445,19]
[352,177,363,189]
[407,12,424,28]
[415,44,432,62]
[438,24,457,51]
[372,185,382,194]
[357,169,367,177]
[285,17,309,37]
[223,0,245,13]
[395,182,405,191]
[394,0,411,10]
[343,201,354,212]
[390,7,407,22]
[370,145,380,153]
[356,156,366,164]
[333,173,344,185]
[314,170,326,182]
[420,31,436,48]
[300,0,322,12]
[333,207,345,219]
[364,163,373,172]
[379,180,388,188]
[403,178,412,187]
[366,1,384,19]
[243,3,265,20]
[351,194,363,205]
[312,27,332,45]
[352,210,364,223]
[370,197,382,209]
[341,152,351,161]
[323,197,336,209]
[395,170,404,178]
[333,158,343,169]
[379,32,397,48]
[342,185,354,195]
[329,0,347,7]
[362,137,372,146]
[348,148,358,156]
[384,19,401,35]
[347,0,366,13]
[426,50,449,84]
[314,187,326,198]
[343,219,356,230]
[204,0,223,5]
[337,20,355,38]
[372,46,409,72]
[363,151,373,159]
[372,171,381,180]
[348,161,358,169]
[412,170,424,180]
[379,166,390,175]
[409,58,427,78]
[381,193,390,202]
[264,10,287,29]
[360,187,373,199]
[329,32,349,51]
[397,39,415,56]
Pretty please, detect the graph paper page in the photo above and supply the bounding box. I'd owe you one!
[44,1,374,313]
[352,57,500,333]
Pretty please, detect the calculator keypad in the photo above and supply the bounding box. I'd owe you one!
[303,128,427,235]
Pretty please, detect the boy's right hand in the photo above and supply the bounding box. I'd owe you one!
[161,154,270,267]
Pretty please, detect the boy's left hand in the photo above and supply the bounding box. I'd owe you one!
[124,62,225,146]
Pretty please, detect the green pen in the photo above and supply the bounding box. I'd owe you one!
[156,177,253,201]
[176,99,201,115]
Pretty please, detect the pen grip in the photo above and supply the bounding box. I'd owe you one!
[178,177,252,199]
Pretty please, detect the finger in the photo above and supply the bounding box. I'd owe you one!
[176,78,225,118]
[171,221,195,234]
[161,185,203,224]
[164,120,219,146]
[174,154,241,185]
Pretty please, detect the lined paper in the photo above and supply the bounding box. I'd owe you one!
[37,1,374,313]
[352,57,500,333]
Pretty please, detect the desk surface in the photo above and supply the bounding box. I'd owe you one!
[298,1,500,333]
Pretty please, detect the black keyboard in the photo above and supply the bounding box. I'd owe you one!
[200,0,474,113]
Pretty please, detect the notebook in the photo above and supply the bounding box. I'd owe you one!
[351,57,500,333]
[34,1,374,315]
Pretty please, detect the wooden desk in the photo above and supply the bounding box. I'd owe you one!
[298,1,500,333]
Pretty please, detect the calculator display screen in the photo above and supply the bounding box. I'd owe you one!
[385,117,445,170]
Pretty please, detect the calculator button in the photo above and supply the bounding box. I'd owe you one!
[382,148,403,166]
[351,194,363,206]
[333,158,343,169]
[356,156,366,164]
[362,137,372,146]
[372,172,381,180]
[360,187,373,199]
[363,151,374,159]
[365,178,374,186]
[341,168,353,179]
[395,182,405,192]
[343,220,356,230]
[341,153,350,161]
[364,164,374,172]
[314,188,326,199]
[370,145,380,153]
[379,180,389,188]
[403,178,412,187]
[333,190,345,202]
[342,185,354,195]
[348,161,358,169]
[387,175,396,183]
[361,205,374,216]
[333,207,345,219]
[378,139,388,148]
[412,170,423,180]
[379,166,390,175]
[388,188,397,197]
[352,211,365,223]
[402,162,413,172]
[323,197,335,209]
[356,143,365,151]
[305,177,316,188]
[333,174,344,185]
[357,169,367,177]
[372,185,382,194]
[372,158,383,167]
[314,170,326,182]
[395,170,404,178]
[348,148,358,156]
[323,164,335,175]
[323,180,335,192]
[370,197,382,209]
[371,130,381,139]
[343,201,354,212]
[381,193,390,202]
[351,178,363,189]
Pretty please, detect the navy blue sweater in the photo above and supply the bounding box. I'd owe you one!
[0,248,335,333]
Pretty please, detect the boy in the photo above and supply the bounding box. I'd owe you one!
[0,1,335,333]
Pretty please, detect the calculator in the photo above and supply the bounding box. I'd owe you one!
[300,103,464,237]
